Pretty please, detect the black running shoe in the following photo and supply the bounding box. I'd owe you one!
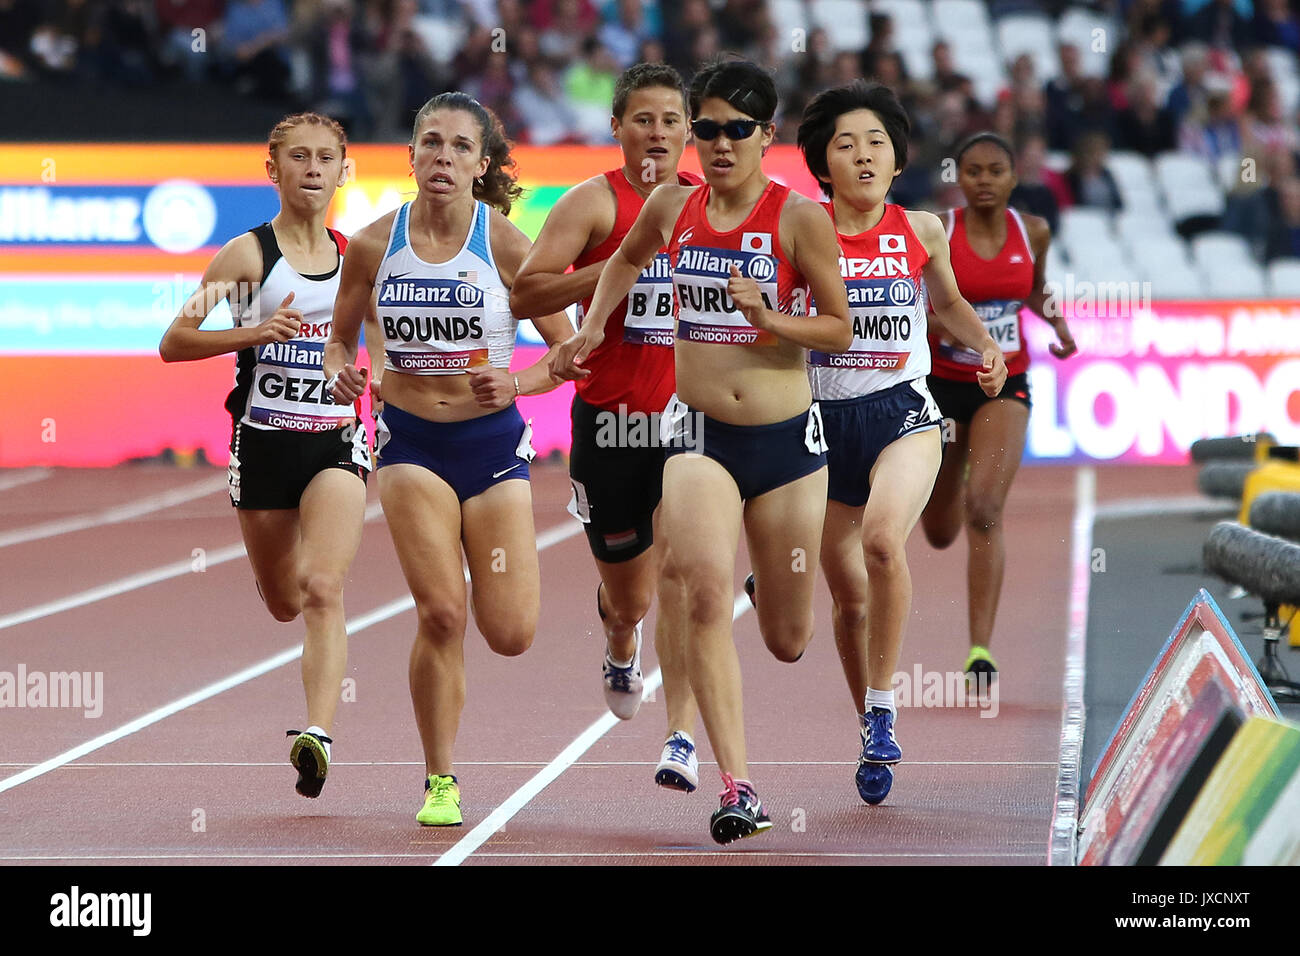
[287,729,332,798]
[710,773,772,845]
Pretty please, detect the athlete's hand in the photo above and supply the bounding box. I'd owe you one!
[255,292,303,344]
[549,327,602,381]
[327,364,367,405]
[977,346,1007,398]
[728,265,769,330]
[1049,319,1078,360]
[467,364,515,409]
[369,376,384,417]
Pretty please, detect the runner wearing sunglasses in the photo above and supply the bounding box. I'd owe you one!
[551,58,851,845]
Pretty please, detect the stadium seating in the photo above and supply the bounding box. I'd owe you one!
[1155,152,1227,225]
[996,14,1060,81]
[810,0,871,51]
[1266,259,1300,298]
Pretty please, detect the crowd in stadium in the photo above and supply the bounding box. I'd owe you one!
[2,0,1299,263]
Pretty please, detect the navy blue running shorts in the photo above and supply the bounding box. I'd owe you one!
[375,402,534,502]
[821,378,943,508]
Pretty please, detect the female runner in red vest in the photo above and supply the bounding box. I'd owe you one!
[796,83,1007,806]
[511,64,704,791]
[921,132,1077,680]
[552,59,851,844]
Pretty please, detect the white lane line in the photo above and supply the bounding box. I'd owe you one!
[0,759,1060,769]
[0,501,386,631]
[1094,495,1237,521]
[0,468,53,493]
[0,519,584,796]
[435,591,752,868]
[1050,466,1094,866]
[0,851,1046,861]
[0,476,227,549]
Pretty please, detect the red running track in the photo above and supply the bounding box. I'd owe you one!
[0,461,1177,865]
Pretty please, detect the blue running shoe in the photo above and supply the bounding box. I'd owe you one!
[855,762,894,805]
[860,707,902,764]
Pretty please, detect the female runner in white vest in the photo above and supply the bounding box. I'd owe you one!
[324,93,572,828]
[160,113,375,800]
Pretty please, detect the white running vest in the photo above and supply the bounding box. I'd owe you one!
[375,201,516,375]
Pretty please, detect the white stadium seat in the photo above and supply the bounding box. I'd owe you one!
[1191,232,1257,272]
[1154,151,1225,222]
[1060,207,1113,248]
[769,0,809,48]
[1129,235,1192,275]
[931,0,991,42]
[996,13,1059,81]
[1205,262,1267,299]
[1057,7,1115,78]
[1147,264,1206,299]
[1267,259,1300,298]
[412,15,467,66]
[873,0,930,51]
[810,0,870,51]
[1106,151,1158,208]
[1115,209,1177,247]
[1217,153,1245,194]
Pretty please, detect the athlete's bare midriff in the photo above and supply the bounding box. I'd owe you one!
[382,369,504,422]
[674,338,812,424]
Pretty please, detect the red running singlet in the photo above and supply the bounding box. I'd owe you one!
[572,168,702,415]
[668,181,809,347]
[929,206,1036,382]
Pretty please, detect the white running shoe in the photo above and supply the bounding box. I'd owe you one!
[654,731,699,792]
[602,620,644,720]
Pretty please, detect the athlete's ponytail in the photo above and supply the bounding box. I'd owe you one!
[411,93,524,216]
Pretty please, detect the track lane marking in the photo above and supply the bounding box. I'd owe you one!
[434,591,752,867]
[0,519,584,795]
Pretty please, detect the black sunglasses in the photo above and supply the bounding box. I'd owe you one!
[690,118,763,141]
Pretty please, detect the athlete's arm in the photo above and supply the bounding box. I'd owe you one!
[362,290,385,413]
[509,177,614,317]
[549,182,692,380]
[1021,214,1077,360]
[912,210,1007,397]
[324,216,388,404]
[466,212,573,408]
[750,197,852,352]
[158,233,302,362]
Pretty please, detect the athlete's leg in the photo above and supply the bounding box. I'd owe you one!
[742,466,830,664]
[238,509,303,622]
[379,464,467,777]
[295,468,367,734]
[963,400,1029,652]
[921,418,969,550]
[662,454,746,775]
[461,478,539,658]
[653,508,698,737]
[594,550,655,666]
[858,429,942,697]
[820,500,870,710]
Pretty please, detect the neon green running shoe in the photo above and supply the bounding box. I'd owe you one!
[417,774,462,827]
[963,645,999,686]
[286,729,331,799]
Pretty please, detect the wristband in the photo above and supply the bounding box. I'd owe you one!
[514,375,521,397]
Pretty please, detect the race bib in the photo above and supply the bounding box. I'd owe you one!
[804,402,829,454]
[567,478,592,524]
[623,253,675,346]
[516,419,537,463]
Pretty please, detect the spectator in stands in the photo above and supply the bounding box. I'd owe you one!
[156,0,224,82]
[662,0,710,76]
[305,0,372,138]
[1178,75,1241,162]
[1184,0,1254,51]
[369,0,442,138]
[1009,130,1065,234]
[1064,129,1124,212]
[27,5,81,80]
[599,0,658,69]
[717,0,768,58]
[1106,38,1142,111]
[512,58,582,144]
[566,34,620,142]
[931,40,965,92]
[1254,0,1300,51]
[1044,42,1089,150]
[1115,71,1177,156]
[1166,41,1210,128]
[218,0,292,99]
[1224,141,1294,258]
[1264,175,1300,261]
[539,0,596,63]
[1243,76,1300,160]
[466,47,522,137]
